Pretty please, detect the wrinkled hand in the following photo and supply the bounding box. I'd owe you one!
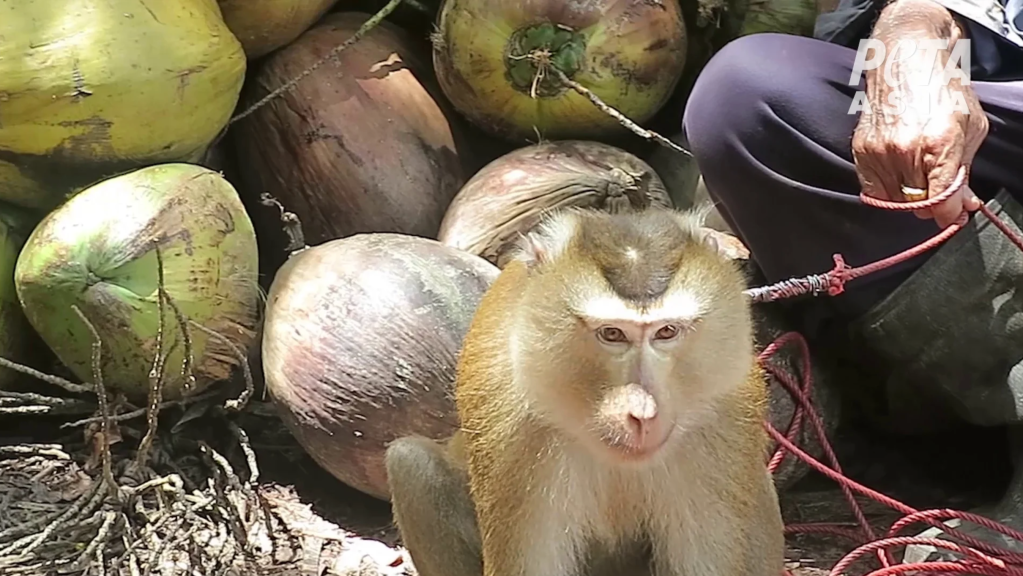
[852,80,988,228]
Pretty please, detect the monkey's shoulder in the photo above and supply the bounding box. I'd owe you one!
[708,361,774,453]
[454,262,527,398]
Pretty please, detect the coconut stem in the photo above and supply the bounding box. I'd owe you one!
[137,247,169,469]
[72,305,121,503]
[260,193,307,255]
[549,67,693,158]
[227,0,405,127]
[188,320,255,412]
[0,357,90,394]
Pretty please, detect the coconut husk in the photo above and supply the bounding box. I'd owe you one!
[739,0,819,36]
[0,0,246,211]
[13,163,261,402]
[438,140,673,268]
[217,0,340,59]
[232,12,474,277]
[262,233,499,501]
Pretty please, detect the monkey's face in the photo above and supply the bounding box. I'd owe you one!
[509,206,755,465]
[516,258,754,466]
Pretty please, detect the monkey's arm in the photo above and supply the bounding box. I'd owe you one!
[384,434,482,576]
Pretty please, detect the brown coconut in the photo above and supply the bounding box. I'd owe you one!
[262,233,499,500]
[232,12,472,274]
[438,140,673,268]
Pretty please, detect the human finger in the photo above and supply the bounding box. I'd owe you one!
[961,183,982,212]
[897,153,933,219]
[925,160,966,228]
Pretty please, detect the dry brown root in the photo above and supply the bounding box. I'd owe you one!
[0,246,273,576]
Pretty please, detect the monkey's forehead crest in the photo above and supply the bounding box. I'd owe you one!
[514,208,708,283]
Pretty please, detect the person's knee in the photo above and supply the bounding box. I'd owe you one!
[683,34,844,181]
[684,34,806,160]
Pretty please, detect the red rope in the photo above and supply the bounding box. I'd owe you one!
[745,167,1023,304]
[749,168,1023,574]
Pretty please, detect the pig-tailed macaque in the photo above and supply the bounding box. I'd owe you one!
[386,207,786,576]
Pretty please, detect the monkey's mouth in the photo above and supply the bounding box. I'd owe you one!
[600,423,673,462]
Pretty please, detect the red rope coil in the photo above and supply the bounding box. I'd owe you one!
[751,167,1023,574]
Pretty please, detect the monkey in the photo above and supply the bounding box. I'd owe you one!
[385,206,786,576]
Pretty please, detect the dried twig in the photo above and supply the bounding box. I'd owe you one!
[0,356,91,395]
[2,480,106,558]
[260,193,307,254]
[71,305,120,502]
[0,444,71,460]
[188,321,255,412]
[76,511,117,569]
[160,288,196,393]
[0,405,52,415]
[199,443,254,562]
[61,389,219,429]
[229,422,260,487]
[137,247,170,468]
[548,67,692,157]
[0,390,91,409]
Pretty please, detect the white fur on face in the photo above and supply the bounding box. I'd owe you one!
[576,290,705,325]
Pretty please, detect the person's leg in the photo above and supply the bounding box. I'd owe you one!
[681,32,1023,323]
[681,32,1023,554]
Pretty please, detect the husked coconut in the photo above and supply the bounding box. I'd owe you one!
[439,140,673,267]
[262,234,499,500]
[233,12,472,275]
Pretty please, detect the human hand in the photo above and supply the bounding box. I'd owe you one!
[851,21,988,228]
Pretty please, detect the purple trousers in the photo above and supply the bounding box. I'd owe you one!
[682,33,1023,326]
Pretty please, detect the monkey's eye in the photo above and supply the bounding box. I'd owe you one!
[597,326,628,344]
[654,324,681,341]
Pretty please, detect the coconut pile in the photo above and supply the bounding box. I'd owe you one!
[0,0,934,575]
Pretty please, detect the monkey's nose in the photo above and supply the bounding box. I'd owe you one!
[626,414,650,438]
[626,403,658,438]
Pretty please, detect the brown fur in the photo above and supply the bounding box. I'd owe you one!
[386,208,785,576]
[449,208,786,575]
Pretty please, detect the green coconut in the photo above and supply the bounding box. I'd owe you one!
[217,0,340,58]
[0,204,43,390]
[14,164,261,402]
[739,0,819,36]
[432,0,688,141]
[0,0,246,211]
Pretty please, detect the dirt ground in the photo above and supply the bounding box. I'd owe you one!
[0,383,1013,576]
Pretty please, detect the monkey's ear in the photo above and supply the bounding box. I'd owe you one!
[513,210,580,269]
[693,227,750,261]
[671,206,748,260]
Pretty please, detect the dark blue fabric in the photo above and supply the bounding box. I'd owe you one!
[815,0,1023,80]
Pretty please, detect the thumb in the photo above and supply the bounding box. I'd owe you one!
[925,162,966,228]
[961,183,982,212]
